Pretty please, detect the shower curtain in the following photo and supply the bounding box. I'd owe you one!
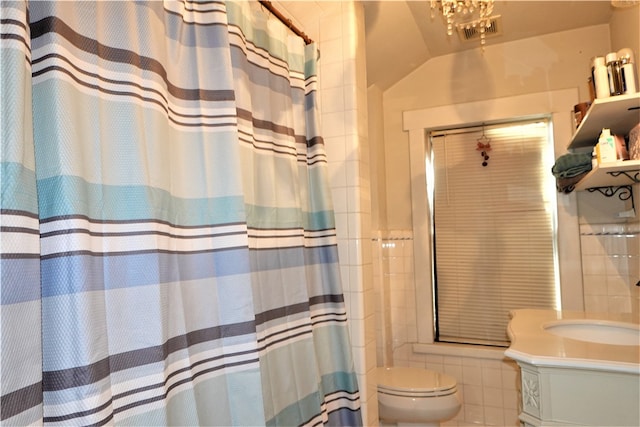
[0,1,362,425]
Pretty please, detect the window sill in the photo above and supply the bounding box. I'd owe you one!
[412,342,508,361]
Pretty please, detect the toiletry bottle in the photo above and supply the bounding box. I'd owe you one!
[591,56,610,99]
[614,134,629,160]
[596,128,617,164]
[605,52,623,96]
[629,123,640,160]
[617,48,638,94]
[587,76,596,102]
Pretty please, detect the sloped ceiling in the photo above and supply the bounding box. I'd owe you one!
[364,1,615,90]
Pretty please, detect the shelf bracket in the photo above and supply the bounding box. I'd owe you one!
[586,185,635,210]
[586,185,632,200]
[606,170,640,184]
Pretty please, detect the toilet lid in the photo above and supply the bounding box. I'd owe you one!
[376,367,457,394]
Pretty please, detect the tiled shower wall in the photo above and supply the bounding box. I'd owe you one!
[274,2,377,424]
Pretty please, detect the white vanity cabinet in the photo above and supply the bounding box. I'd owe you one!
[517,363,639,426]
[505,309,640,427]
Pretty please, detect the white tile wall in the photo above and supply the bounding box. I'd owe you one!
[274,1,377,424]
[373,232,521,426]
[580,223,640,314]
[373,220,640,426]
[392,343,522,427]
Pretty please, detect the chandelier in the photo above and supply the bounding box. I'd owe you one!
[431,0,495,48]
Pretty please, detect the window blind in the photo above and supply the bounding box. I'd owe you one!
[430,119,558,346]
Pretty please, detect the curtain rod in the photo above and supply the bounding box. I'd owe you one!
[258,1,313,45]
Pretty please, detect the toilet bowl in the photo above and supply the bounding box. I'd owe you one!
[376,366,461,427]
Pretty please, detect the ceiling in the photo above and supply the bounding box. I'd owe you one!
[363,1,616,90]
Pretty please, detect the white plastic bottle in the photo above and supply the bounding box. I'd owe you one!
[596,128,617,164]
[591,56,610,99]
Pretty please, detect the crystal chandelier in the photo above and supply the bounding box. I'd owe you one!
[431,0,495,48]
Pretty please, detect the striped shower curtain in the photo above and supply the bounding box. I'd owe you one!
[0,1,362,425]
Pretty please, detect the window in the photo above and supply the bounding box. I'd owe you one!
[430,119,559,346]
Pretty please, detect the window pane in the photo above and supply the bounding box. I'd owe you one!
[431,120,558,346]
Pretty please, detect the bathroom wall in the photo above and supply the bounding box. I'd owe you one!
[579,221,640,314]
[273,2,639,425]
[371,11,639,426]
[368,85,387,232]
[373,231,522,426]
[372,230,414,365]
[610,4,640,60]
[272,2,378,424]
[578,0,640,335]
[373,226,638,427]
[578,187,640,314]
[575,0,640,310]
[382,23,612,230]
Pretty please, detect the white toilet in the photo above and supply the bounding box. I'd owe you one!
[376,366,461,427]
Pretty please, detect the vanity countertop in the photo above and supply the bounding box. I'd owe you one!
[505,309,640,373]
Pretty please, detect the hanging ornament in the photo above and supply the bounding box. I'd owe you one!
[476,130,491,167]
